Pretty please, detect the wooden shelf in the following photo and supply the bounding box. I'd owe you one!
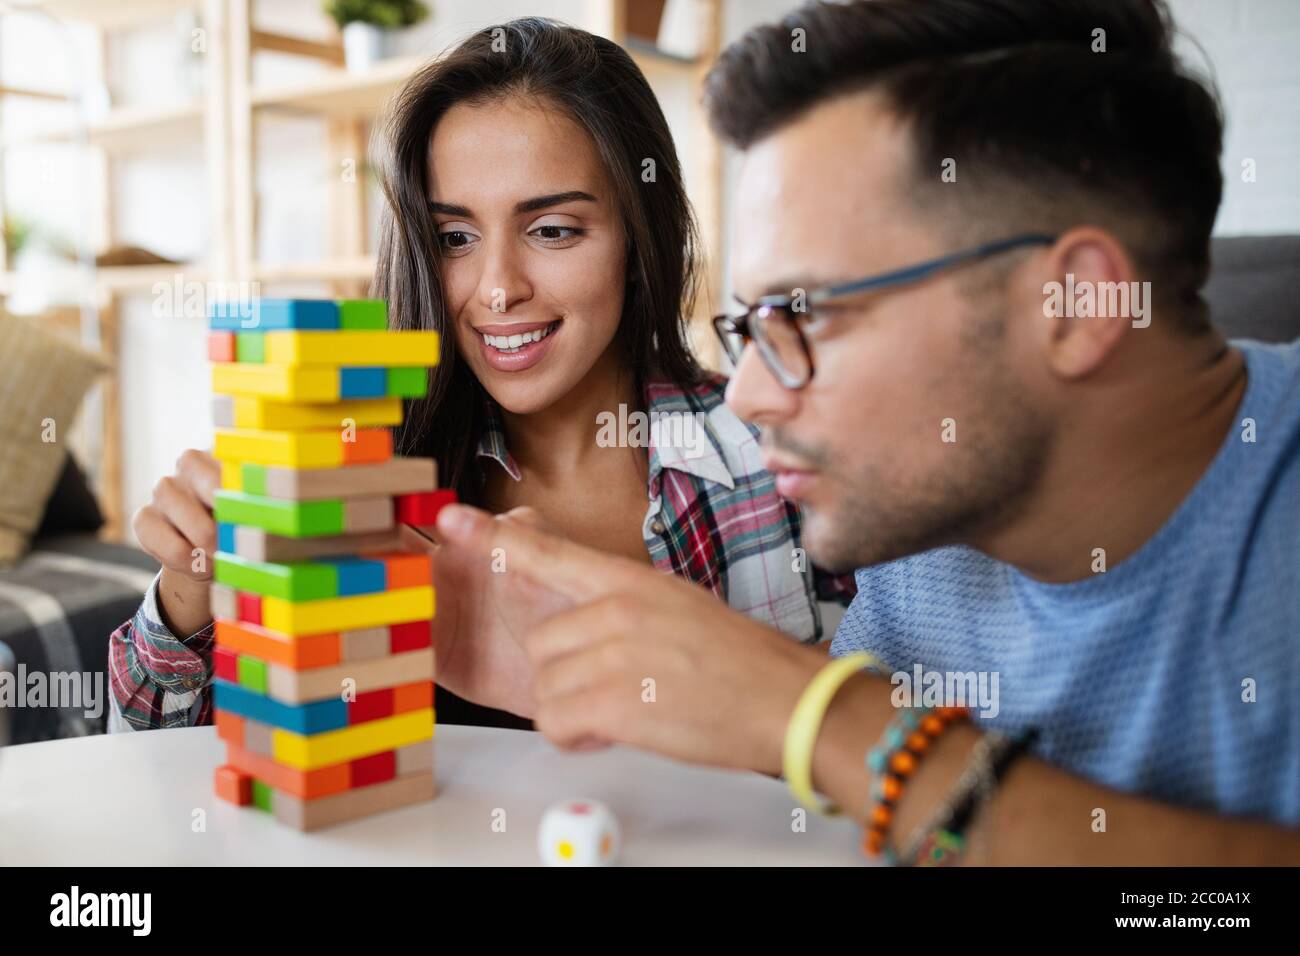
[250,256,376,283]
[251,56,425,118]
[17,0,198,29]
[4,101,204,153]
[0,262,202,296]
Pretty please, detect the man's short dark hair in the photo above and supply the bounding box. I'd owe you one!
[704,0,1224,333]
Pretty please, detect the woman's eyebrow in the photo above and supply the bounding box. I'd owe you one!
[514,190,597,214]
[428,191,597,218]
[429,200,472,217]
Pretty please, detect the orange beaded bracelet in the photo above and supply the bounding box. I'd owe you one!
[862,705,970,862]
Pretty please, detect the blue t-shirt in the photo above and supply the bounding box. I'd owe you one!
[833,338,1300,825]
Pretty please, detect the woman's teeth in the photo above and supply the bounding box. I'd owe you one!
[481,323,554,353]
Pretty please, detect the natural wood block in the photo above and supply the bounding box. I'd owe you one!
[210,582,239,621]
[395,739,434,777]
[243,457,436,500]
[232,525,405,562]
[265,647,435,704]
[271,770,437,832]
[340,626,389,662]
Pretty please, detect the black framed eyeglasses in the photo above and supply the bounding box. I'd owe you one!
[712,233,1057,390]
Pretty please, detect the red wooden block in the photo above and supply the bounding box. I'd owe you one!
[350,750,397,789]
[348,687,395,725]
[389,619,432,653]
[208,331,236,363]
[394,489,457,526]
[214,645,240,683]
[237,591,262,626]
[214,764,252,806]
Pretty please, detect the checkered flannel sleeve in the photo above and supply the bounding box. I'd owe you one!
[108,572,214,731]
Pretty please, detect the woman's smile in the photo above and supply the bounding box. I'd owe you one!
[474,318,564,372]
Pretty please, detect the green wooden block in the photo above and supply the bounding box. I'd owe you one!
[251,779,273,812]
[214,552,337,601]
[240,463,267,496]
[213,490,344,537]
[338,299,387,330]
[237,654,269,694]
[235,332,265,363]
[387,366,427,398]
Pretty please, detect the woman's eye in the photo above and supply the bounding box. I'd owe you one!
[438,231,475,253]
[530,224,585,244]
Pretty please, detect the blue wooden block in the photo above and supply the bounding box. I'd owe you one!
[217,522,236,554]
[339,367,387,398]
[209,298,339,331]
[213,679,347,734]
[325,558,388,596]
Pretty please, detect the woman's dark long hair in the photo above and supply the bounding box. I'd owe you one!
[374,17,705,504]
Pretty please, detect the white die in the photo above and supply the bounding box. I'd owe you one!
[537,799,621,866]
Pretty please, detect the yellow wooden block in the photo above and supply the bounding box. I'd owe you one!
[221,460,243,492]
[272,708,435,770]
[213,428,345,468]
[232,396,403,431]
[265,331,440,367]
[260,586,434,635]
[212,363,340,402]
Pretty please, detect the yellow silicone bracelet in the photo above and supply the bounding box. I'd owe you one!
[783,651,883,815]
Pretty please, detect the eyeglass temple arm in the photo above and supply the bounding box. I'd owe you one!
[813,233,1057,304]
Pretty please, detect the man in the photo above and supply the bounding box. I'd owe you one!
[435,0,1300,863]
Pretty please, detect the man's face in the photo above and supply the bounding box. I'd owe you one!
[727,92,1051,572]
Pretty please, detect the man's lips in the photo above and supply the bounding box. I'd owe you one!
[763,455,818,500]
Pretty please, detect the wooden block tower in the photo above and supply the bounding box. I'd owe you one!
[207,298,453,831]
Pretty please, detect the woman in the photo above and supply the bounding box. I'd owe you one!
[108,18,850,733]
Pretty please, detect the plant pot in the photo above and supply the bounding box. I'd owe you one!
[343,22,389,72]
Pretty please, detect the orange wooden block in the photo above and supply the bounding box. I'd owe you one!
[225,741,351,800]
[378,552,432,591]
[208,331,236,363]
[393,680,434,715]
[214,764,252,805]
[215,619,341,670]
[215,709,246,747]
[342,429,393,465]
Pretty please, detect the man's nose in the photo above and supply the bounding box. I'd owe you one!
[725,343,800,427]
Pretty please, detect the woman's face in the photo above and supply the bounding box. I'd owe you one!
[427,95,628,415]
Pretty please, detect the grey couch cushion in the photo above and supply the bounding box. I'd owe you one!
[1204,236,1300,343]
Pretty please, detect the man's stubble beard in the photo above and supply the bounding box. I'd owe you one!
[775,298,1053,573]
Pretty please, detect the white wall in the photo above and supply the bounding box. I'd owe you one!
[3,1,1297,532]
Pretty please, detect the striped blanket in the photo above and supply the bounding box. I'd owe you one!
[0,534,157,744]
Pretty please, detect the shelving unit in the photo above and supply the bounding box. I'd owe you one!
[1,0,725,536]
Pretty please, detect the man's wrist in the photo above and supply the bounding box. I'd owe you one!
[805,671,898,823]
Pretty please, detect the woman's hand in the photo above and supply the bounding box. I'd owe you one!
[402,506,571,719]
[132,449,220,638]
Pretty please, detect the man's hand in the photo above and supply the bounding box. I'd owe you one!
[435,503,825,773]
[403,507,569,718]
[132,449,220,637]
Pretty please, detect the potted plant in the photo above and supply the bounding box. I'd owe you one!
[324,0,430,72]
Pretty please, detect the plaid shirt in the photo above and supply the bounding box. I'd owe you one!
[108,374,854,731]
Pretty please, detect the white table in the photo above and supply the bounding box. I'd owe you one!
[0,725,865,865]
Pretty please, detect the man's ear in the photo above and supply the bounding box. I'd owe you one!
[1033,226,1143,380]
